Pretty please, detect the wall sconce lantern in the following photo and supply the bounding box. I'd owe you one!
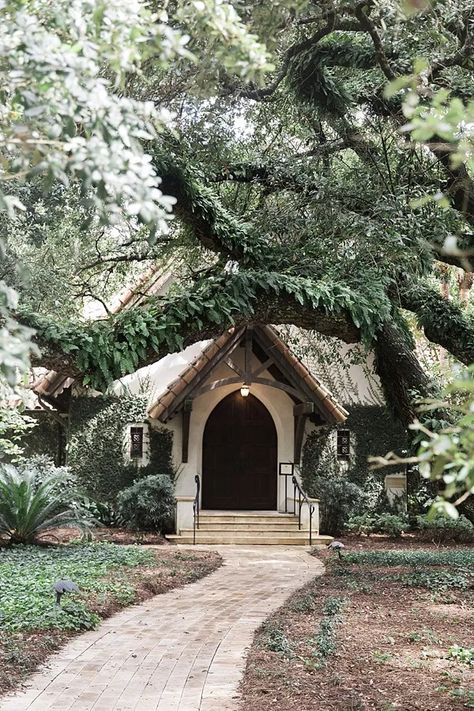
[240,384,250,397]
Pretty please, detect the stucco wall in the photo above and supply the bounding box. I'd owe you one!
[155,347,297,511]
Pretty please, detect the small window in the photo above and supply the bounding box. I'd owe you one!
[337,429,350,460]
[130,426,144,459]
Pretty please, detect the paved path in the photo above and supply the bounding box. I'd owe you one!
[0,546,323,711]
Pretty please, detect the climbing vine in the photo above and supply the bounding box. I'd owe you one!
[68,393,173,504]
[301,405,407,500]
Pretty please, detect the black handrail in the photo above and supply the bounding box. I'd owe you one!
[193,474,200,545]
[292,474,315,546]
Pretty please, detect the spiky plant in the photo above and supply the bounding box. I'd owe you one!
[0,464,92,544]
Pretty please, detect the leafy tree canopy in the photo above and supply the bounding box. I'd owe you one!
[3,0,474,447]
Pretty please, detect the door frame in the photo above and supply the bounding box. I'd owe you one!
[201,389,279,511]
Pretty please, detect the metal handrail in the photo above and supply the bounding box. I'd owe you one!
[292,473,315,546]
[192,474,200,545]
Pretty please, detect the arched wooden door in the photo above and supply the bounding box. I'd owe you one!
[202,391,277,510]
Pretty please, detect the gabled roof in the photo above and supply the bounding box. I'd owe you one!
[148,324,348,424]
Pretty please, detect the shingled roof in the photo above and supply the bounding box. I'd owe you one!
[148,325,348,424]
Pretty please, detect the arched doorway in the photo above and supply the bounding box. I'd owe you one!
[202,391,277,510]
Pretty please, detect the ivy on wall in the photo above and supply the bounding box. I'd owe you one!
[19,412,66,465]
[302,404,407,506]
[67,393,174,504]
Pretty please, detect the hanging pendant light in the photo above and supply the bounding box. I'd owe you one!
[240,383,250,397]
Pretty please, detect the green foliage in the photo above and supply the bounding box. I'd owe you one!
[68,393,173,503]
[415,513,474,543]
[0,543,154,632]
[389,63,474,186]
[342,406,408,489]
[262,624,293,656]
[117,475,175,532]
[399,569,472,591]
[19,414,65,465]
[23,264,393,391]
[288,46,352,115]
[311,596,346,667]
[0,404,37,461]
[80,499,123,528]
[301,407,407,520]
[447,645,474,667]
[0,0,273,418]
[308,475,364,536]
[342,549,474,568]
[346,512,409,538]
[0,463,92,544]
[0,283,38,390]
[0,0,271,230]
[409,367,474,517]
[345,513,376,536]
[334,547,474,593]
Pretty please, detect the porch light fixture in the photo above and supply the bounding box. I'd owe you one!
[240,383,250,397]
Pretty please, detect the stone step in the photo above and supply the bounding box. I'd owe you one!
[181,526,309,537]
[167,533,332,546]
[195,523,303,532]
[198,514,298,525]
[180,527,309,537]
[197,517,300,526]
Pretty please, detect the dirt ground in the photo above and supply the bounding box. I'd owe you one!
[20,525,169,546]
[240,537,474,711]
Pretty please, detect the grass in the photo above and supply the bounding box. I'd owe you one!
[0,542,221,695]
[241,544,474,711]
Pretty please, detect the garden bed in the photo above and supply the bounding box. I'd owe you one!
[0,542,221,695]
[240,541,474,710]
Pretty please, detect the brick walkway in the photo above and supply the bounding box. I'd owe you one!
[0,546,322,711]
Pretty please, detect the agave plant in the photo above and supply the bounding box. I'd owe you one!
[0,464,93,544]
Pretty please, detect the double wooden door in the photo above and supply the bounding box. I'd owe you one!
[202,391,277,510]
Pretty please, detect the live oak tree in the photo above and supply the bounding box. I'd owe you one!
[3,1,474,513]
[0,0,272,387]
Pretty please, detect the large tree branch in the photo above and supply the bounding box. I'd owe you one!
[353,4,396,80]
[225,12,350,101]
[155,157,265,264]
[397,282,474,365]
[22,273,360,386]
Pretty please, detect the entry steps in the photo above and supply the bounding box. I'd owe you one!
[167,511,333,546]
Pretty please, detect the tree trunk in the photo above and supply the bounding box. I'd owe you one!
[372,321,435,428]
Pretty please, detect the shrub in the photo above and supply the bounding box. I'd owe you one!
[373,513,408,538]
[81,499,122,528]
[17,454,75,492]
[0,463,93,544]
[117,475,174,532]
[415,513,474,543]
[346,513,376,536]
[312,476,364,536]
[346,512,408,537]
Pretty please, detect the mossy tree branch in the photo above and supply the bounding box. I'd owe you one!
[23,271,361,388]
[398,283,474,365]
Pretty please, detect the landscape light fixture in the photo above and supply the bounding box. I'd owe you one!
[240,384,250,397]
[54,579,79,606]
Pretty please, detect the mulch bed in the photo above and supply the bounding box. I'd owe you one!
[240,537,474,711]
[17,525,169,546]
[0,547,221,696]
